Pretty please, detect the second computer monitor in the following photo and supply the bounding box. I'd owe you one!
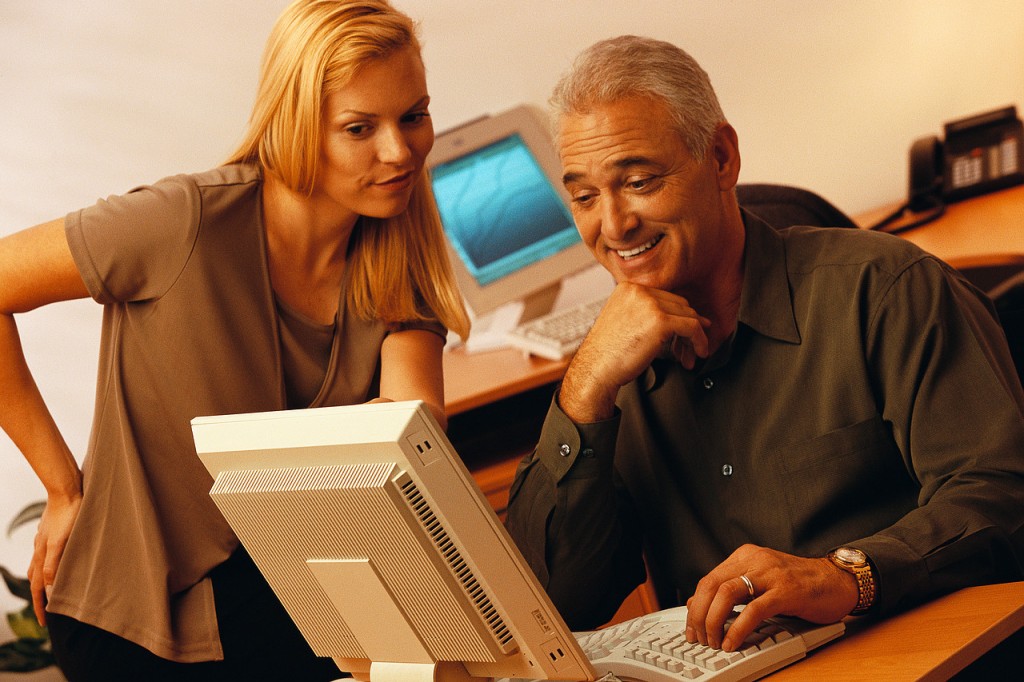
[428,105,594,320]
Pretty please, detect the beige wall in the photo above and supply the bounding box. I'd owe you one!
[1,0,1023,644]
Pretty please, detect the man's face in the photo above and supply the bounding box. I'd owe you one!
[558,96,738,299]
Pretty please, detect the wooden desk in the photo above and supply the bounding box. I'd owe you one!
[855,184,1024,263]
[768,581,1024,681]
[444,347,567,417]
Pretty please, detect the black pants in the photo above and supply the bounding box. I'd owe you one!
[48,547,343,681]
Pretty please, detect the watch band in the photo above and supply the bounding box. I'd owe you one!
[828,547,876,615]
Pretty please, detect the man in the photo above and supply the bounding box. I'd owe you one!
[506,35,1024,654]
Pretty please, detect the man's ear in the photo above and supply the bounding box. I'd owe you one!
[711,122,741,191]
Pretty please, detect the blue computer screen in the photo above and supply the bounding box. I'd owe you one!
[430,133,580,287]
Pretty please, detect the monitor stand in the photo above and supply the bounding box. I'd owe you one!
[459,282,563,354]
[518,281,561,324]
[364,660,481,682]
[457,266,614,354]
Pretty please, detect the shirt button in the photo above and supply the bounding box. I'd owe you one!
[703,378,714,390]
[559,443,571,457]
[722,464,734,476]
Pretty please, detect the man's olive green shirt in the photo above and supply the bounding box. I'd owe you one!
[507,214,1024,630]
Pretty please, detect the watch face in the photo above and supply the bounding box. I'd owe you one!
[836,547,867,565]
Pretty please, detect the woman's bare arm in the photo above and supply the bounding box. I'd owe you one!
[0,218,91,623]
[377,328,447,430]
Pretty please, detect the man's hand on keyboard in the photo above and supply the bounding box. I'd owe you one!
[559,282,710,423]
[683,544,860,652]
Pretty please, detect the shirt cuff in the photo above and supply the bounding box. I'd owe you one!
[845,533,929,616]
[535,391,620,483]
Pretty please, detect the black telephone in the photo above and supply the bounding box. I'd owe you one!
[873,105,1024,233]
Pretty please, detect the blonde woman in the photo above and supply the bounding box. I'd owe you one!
[0,1,468,678]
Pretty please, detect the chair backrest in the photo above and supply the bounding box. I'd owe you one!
[946,253,1024,294]
[990,269,1024,387]
[736,183,858,229]
[951,254,1024,388]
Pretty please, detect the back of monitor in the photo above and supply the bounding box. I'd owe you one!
[191,401,595,682]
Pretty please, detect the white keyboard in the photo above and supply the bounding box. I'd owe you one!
[576,605,844,682]
[505,298,607,360]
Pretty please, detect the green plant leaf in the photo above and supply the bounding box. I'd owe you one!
[0,639,55,672]
[6,501,46,538]
[0,503,55,673]
[0,566,32,602]
[8,604,48,641]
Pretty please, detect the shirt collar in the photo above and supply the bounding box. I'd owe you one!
[640,210,801,392]
[736,210,802,345]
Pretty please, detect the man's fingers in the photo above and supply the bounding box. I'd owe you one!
[693,576,757,649]
[670,335,697,369]
[722,602,769,652]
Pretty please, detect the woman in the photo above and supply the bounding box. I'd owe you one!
[0,1,469,679]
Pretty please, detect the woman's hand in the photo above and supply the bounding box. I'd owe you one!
[28,491,82,625]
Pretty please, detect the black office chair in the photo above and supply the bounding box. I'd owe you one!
[950,254,1024,387]
[948,253,1024,294]
[736,183,858,229]
[990,269,1024,387]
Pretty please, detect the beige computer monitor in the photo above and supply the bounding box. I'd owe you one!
[191,401,596,682]
[428,105,595,321]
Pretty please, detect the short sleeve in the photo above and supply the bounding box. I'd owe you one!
[64,175,201,304]
[386,288,449,340]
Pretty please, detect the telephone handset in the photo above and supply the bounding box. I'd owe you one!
[873,105,1024,234]
[907,135,944,212]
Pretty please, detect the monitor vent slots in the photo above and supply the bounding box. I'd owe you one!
[210,463,501,661]
[397,473,516,653]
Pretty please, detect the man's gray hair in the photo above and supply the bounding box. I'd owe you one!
[550,35,725,160]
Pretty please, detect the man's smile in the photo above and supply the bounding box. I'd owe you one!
[616,234,664,259]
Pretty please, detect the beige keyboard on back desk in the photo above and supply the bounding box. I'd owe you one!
[505,297,607,360]
[575,604,845,682]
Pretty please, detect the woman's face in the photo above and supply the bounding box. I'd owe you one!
[315,46,434,221]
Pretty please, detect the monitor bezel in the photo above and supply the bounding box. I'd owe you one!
[428,105,595,319]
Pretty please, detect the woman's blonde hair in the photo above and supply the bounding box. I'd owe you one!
[227,0,469,339]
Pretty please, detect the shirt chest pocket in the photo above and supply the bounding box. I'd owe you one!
[757,416,916,553]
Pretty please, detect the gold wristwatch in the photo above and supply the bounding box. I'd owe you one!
[827,547,876,615]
